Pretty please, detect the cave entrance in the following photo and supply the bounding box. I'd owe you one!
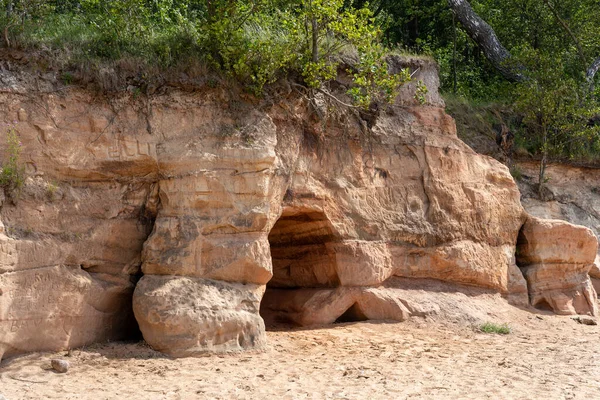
[260,207,341,329]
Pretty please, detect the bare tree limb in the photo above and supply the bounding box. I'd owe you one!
[291,82,359,109]
[446,0,523,82]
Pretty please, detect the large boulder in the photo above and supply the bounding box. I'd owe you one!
[516,162,600,299]
[517,216,598,316]
[133,276,266,356]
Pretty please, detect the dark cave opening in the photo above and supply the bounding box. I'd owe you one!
[532,298,554,312]
[260,207,341,329]
[334,303,369,323]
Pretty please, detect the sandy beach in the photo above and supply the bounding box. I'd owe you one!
[2,306,599,400]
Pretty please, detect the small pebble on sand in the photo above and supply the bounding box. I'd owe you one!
[51,359,70,373]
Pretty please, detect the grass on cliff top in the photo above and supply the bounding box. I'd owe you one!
[9,13,207,69]
[0,3,414,101]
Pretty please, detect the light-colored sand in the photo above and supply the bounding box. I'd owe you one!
[1,312,599,400]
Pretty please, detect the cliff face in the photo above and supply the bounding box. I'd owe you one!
[517,162,600,298]
[0,58,596,360]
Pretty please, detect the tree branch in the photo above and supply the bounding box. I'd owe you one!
[373,0,387,18]
[446,0,523,82]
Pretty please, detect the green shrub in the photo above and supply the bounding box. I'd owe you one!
[479,322,511,335]
[46,181,59,200]
[211,9,301,94]
[0,0,412,107]
[414,80,429,105]
[0,127,25,194]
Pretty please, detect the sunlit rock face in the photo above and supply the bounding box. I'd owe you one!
[517,216,598,316]
[517,162,600,300]
[0,56,591,359]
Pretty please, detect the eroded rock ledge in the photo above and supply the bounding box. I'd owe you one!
[517,216,598,316]
[0,58,596,360]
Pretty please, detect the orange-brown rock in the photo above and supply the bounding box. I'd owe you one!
[516,162,600,297]
[517,216,598,316]
[0,76,157,360]
[130,60,529,355]
[0,56,590,360]
[591,258,600,294]
[133,276,266,356]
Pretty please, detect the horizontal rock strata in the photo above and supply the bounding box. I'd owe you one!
[517,217,598,316]
[0,58,594,359]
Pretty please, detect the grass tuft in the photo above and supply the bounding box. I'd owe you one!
[479,322,511,335]
[509,164,523,181]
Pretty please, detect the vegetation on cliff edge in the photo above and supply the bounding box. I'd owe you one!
[3,1,600,191]
[0,0,414,106]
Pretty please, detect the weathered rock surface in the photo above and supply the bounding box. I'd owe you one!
[517,162,600,298]
[517,216,598,316]
[0,88,156,360]
[591,259,600,294]
[133,276,266,356]
[131,61,529,354]
[0,265,138,359]
[260,277,517,327]
[0,56,591,360]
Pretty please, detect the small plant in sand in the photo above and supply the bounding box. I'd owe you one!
[479,322,511,335]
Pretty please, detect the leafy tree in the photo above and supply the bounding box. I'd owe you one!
[2,0,53,46]
[359,0,600,172]
[513,46,600,196]
[298,0,410,106]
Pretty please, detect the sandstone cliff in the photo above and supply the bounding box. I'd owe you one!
[517,162,600,298]
[0,56,596,360]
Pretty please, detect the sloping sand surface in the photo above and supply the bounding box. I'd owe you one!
[1,310,599,399]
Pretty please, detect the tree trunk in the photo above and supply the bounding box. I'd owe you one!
[3,24,10,48]
[452,14,457,93]
[311,16,318,63]
[446,0,523,82]
[586,56,600,87]
[207,0,215,23]
[3,1,13,48]
[538,125,548,199]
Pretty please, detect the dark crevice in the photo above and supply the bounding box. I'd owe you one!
[533,299,553,312]
[261,207,340,330]
[335,303,368,323]
[126,182,160,342]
